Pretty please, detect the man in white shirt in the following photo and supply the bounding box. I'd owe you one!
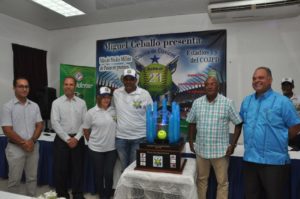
[281,77,300,115]
[281,77,300,149]
[1,77,43,196]
[51,76,87,199]
[113,68,153,171]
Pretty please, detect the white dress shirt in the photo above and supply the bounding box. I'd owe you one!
[291,94,300,116]
[51,95,87,142]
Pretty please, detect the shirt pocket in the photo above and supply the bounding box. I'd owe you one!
[25,106,38,125]
[265,107,283,127]
[217,109,227,123]
[73,106,83,115]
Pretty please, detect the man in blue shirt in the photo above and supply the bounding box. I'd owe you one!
[240,67,300,199]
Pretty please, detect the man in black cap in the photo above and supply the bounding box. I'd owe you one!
[281,77,300,149]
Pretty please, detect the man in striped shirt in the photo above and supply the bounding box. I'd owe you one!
[186,76,242,199]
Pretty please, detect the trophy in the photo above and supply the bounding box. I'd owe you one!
[146,98,180,144]
[136,98,186,173]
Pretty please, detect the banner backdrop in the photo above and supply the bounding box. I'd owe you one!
[96,30,226,135]
[96,30,226,108]
[60,64,96,109]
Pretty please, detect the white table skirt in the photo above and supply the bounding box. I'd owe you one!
[0,191,33,199]
[114,158,198,199]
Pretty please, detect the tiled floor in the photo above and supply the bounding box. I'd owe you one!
[0,178,99,199]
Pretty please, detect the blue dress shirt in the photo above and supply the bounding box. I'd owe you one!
[240,89,300,165]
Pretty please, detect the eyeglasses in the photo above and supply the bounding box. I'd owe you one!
[16,85,30,89]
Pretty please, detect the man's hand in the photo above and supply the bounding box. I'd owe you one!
[189,141,195,153]
[67,137,78,148]
[21,139,34,152]
[225,144,236,156]
[188,123,196,153]
[83,129,90,141]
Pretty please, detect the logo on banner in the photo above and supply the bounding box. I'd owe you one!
[74,72,84,81]
[135,55,178,97]
[73,71,93,89]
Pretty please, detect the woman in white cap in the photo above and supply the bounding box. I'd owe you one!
[83,87,117,199]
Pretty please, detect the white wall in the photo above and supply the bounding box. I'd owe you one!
[1,12,300,140]
[0,14,50,134]
[48,13,300,108]
[47,13,300,143]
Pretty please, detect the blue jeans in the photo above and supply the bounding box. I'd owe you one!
[115,137,146,171]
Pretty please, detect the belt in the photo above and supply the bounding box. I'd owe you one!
[69,134,76,137]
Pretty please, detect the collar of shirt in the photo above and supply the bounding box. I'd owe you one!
[62,94,77,102]
[255,88,273,100]
[205,93,219,104]
[120,86,142,95]
[291,94,298,101]
[13,97,31,105]
[95,105,112,112]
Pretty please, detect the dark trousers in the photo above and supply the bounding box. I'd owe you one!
[243,161,290,199]
[289,134,300,150]
[89,148,117,199]
[53,136,85,199]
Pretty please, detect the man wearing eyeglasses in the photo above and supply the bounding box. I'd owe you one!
[0,77,43,196]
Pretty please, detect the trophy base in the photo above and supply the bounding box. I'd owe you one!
[135,159,187,174]
[135,137,186,174]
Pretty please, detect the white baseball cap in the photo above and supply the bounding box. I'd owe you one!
[281,77,294,85]
[123,68,136,78]
[97,87,111,96]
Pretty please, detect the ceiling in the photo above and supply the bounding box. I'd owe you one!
[0,0,211,30]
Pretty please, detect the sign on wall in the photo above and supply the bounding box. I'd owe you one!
[96,30,226,108]
[60,64,96,109]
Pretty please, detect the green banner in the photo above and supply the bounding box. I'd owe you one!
[60,64,96,109]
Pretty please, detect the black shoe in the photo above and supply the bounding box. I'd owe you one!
[57,193,70,199]
[73,194,85,199]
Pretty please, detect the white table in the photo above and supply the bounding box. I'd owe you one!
[114,144,300,199]
[232,144,300,159]
[0,132,121,191]
[0,191,33,199]
[114,158,198,199]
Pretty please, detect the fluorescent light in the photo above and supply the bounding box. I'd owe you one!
[32,0,85,17]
